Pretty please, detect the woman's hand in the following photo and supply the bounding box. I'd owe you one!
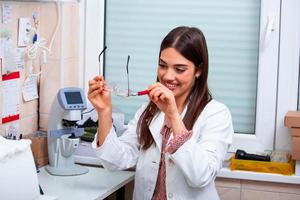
[88,76,112,113]
[148,82,178,118]
[148,82,188,137]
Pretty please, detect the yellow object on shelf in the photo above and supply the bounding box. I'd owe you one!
[230,155,295,175]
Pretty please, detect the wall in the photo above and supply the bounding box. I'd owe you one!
[0,1,81,137]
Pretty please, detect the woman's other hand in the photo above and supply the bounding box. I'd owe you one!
[88,76,112,113]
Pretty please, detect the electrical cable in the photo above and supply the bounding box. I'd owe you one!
[25,1,60,77]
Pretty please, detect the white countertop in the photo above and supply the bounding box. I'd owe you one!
[73,143,300,185]
[37,162,300,200]
[38,166,135,200]
[218,167,300,184]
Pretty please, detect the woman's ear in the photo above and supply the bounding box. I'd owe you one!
[195,68,202,78]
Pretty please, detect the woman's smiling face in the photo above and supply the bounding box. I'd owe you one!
[157,47,201,103]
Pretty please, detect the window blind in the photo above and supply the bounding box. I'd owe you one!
[104,0,260,134]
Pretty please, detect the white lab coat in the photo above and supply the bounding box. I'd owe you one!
[92,99,234,200]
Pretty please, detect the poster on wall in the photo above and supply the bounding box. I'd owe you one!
[1,71,20,123]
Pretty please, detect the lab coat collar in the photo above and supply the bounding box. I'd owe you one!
[149,112,164,152]
[149,104,188,152]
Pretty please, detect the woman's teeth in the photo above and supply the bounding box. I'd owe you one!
[165,83,177,90]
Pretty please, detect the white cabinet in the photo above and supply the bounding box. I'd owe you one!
[216,178,300,200]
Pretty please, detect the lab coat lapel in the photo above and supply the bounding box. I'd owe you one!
[149,112,164,152]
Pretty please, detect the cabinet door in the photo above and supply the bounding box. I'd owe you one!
[216,178,241,200]
[242,190,300,200]
[217,187,240,200]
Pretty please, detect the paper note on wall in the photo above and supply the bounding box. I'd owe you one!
[0,38,4,58]
[15,48,25,70]
[2,4,12,24]
[2,72,20,123]
[2,38,16,75]
[22,75,38,102]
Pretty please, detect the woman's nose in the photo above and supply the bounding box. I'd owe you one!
[163,69,176,80]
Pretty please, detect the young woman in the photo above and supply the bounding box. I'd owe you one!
[88,26,234,200]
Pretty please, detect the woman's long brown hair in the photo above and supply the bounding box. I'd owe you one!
[137,26,212,150]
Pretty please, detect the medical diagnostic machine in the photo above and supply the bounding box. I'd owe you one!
[46,87,89,176]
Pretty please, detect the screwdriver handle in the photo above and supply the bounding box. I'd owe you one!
[137,90,150,96]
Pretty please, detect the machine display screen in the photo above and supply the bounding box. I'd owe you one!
[65,92,83,104]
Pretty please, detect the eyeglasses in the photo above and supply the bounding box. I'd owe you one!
[98,47,149,97]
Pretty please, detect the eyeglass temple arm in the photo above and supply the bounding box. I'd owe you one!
[98,46,107,75]
[126,55,130,96]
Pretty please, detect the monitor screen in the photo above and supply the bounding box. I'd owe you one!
[64,92,83,104]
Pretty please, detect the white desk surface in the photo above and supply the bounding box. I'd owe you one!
[38,166,135,200]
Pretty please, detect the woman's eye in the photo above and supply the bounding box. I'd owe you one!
[175,68,185,73]
[159,63,167,68]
